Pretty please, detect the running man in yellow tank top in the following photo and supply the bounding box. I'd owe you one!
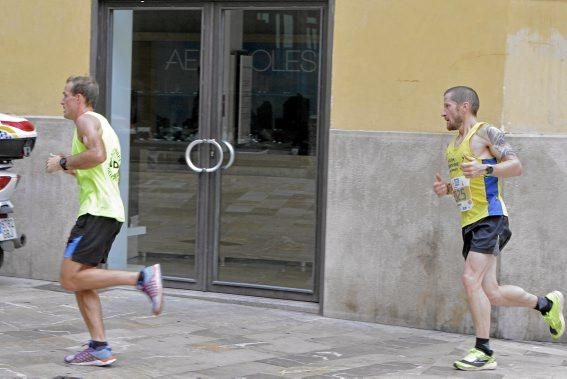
[45,76,164,367]
[433,86,564,371]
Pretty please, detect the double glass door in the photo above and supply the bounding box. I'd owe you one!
[106,3,325,301]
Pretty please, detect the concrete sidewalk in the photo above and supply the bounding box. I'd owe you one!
[0,276,566,378]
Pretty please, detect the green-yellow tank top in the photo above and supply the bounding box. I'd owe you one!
[445,122,507,227]
[72,111,125,222]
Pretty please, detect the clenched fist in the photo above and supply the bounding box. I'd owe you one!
[433,173,450,197]
[460,155,486,178]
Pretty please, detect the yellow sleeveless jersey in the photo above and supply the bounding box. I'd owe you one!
[446,122,507,227]
[72,111,125,222]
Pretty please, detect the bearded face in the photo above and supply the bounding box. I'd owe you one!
[442,95,464,131]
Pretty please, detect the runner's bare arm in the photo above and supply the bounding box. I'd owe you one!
[477,124,522,178]
[65,114,107,170]
[476,124,516,159]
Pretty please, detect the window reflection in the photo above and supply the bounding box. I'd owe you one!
[130,10,201,143]
[224,10,320,156]
[127,10,202,278]
[218,10,321,290]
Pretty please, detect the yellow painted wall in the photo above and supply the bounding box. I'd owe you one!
[331,0,509,133]
[0,0,91,116]
[331,0,566,134]
[1,0,563,133]
[501,0,567,134]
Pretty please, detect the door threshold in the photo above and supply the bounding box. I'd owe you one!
[34,280,319,314]
[162,288,320,314]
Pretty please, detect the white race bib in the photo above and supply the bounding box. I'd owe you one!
[451,176,473,212]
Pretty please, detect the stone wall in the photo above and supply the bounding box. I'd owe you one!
[324,130,567,342]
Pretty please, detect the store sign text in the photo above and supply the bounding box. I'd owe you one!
[251,49,317,73]
[164,48,318,73]
[164,49,200,71]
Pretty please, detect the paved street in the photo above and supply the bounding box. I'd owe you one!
[1,276,567,378]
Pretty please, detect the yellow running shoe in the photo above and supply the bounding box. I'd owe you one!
[453,348,497,371]
[543,291,565,341]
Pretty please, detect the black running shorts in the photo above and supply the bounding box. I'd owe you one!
[461,215,512,260]
[64,214,123,266]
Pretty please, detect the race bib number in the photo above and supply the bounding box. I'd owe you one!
[450,176,473,212]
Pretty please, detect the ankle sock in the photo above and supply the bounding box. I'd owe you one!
[475,337,493,356]
[535,296,553,315]
[137,269,145,287]
[89,340,108,350]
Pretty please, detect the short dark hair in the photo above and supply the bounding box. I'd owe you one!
[66,76,99,108]
[444,86,479,116]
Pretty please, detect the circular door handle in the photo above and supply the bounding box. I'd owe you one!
[185,139,206,172]
[221,140,235,170]
[203,139,224,173]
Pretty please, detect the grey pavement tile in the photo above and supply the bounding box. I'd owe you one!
[52,366,155,379]
[259,356,322,368]
[113,322,207,338]
[155,373,215,379]
[2,363,81,379]
[524,350,552,357]
[190,336,267,352]
[3,330,60,340]
[32,283,74,293]
[194,361,284,378]
[259,349,437,377]
[274,365,343,377]
[0,350,65,368]
[80,367,156,379]
[33,283,110,294]
[250,336,331,355]
[286,340,430,361]
[3,277,567,378]
[0,334,26,349]
[422,365,504,378]
[124,348,276,377]
[516,344,567,358]
[379,336,448,351]
[4,336,72,352]
[200,321,300,337]
[448,347,465,357]
[33,322,89,335]
[310,333,391,347]
[319,344,397,360]
[255,345,387,368]
[279,325,363,340]
[190,329,234,339]
[303,362,419,378]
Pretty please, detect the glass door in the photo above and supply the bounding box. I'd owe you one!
[105,3,325,300]
[209,7,323,299]
[111,9,205,287]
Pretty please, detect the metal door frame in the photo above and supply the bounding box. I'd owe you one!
[93,0,332,303]
[206,2,328,302]
[96,1,212,292]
